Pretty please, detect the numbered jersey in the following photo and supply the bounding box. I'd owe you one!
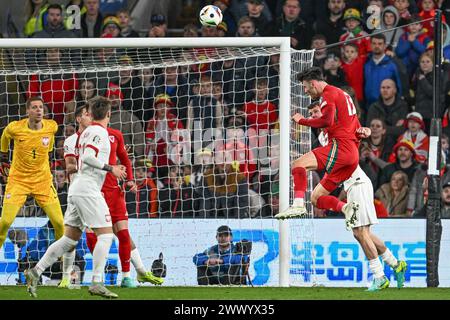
[69,123,111,197]
[320,85,361,142]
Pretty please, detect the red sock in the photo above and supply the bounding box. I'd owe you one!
[316,195,345,212]
[292,167,307,199]
[85,232,97,254]
[116,229,132,273]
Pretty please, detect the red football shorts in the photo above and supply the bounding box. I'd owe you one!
[102,187,128,224]
[312,138,359,193]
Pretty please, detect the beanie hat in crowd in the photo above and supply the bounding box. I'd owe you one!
[405,111,425,130]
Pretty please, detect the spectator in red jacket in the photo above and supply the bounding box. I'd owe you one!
[342,43,366,104]
[27,48,78,125]
[145,94,184,178]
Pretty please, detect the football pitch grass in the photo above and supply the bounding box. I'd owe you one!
[1,286,450,300]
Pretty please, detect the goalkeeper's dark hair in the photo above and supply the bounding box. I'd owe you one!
[74,104,88,118]
[26,96,44,108]
[297,67,324,82]
[88,96,111,121]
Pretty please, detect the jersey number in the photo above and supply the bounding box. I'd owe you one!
[344,93,357,116]
[32,149,36,159]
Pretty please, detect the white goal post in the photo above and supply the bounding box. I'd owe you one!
[0,37,313,287]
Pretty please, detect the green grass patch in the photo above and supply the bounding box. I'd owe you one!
[1,286,450,300]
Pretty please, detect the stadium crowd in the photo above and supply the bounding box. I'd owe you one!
[2,0,450,219]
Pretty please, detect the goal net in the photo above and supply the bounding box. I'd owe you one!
[0,38,314,287]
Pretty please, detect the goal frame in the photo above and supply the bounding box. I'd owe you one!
[0,37,293,287]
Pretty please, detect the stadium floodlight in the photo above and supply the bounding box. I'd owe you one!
[0,37,314,287]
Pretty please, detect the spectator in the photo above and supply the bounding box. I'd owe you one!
[380,5,404,51]
[183,23,199,37]
[168,129,192,166]
[139,68,157,121]
[406,163,427,216]
[395,14,431,78]
[53,167,68,213]
[149,13,168,33]
[99,0,127,15]
[80,0,104,38]
[106,82,145,160]
[393,0,412,26]
[359,118,396,186]
[27,48,78,125]
[126,166,158,218]
[159,167,196,218]
[412,52,447,130]
[213,0,238,36]
[33,4,77,38]
[365,79,409,140]
[391,112,430,164]
[364,33,403,106]
[192,225,250,285]
[375,170,410,217]
[246,0,271,36]
[263,0,311,49]
[229,0,273,24]
[52,139,66,170]
[442,133,450,168]
[212,81,232,120]
[217,22,227,36]
[64,124,76,138]
[439,181,450,218]
[101,15,122,37]
[311,34,328,69]
[24,0,49,37]
[201,24,220,37]
[443,105,450,139]
[322,52,348,87]
[145,94,184,178]
[115,55,145,121]
[64,79,97,124]
[236,16,257,37]
[377,139,419,188]
[198,164,250,218]
[339,8,371,57]
[314,0,346,45]
[418,0,443,38]
[341,43,366,103]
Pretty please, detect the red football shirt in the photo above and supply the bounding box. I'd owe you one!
[102,127,134,191]
[299,85,361,142]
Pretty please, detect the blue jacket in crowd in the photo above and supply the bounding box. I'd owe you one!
[364,54,403,106]
[395,32,430,77]
[193,243,249,276]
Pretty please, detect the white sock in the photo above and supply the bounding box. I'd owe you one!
[35,236,78,276]
[369,258,385,279]
[62,250,76,279]
[123,271,131,278]
[131,248,146,275]
[92,233,113,283]
[293,198,304,207]
[381,248,398,268]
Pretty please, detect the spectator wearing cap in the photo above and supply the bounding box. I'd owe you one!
[263,0,312,49]
[217,22,228,37]
[395,14,431,78]
[322,52,348,88]
[115,55,145,121]
[375,170,410,217]
[377,139,419,189]
[106,82,145,159]
[246,0,271,36]
[145,94,184,178]
[193,225,251,285]
[339,8,371,57]
[33,4,78,38]
[314,0,346,45]
[380,5,404,51]
[102,15,122,37]
[364,33,403,107]
[366,79,408,141]
[80,0,104,38]
[412,52,447,130]
[148,14,167,38]
[116,8,139,38]
[341,42,366,104]
[213,0,238,36]
[390,112,429,164]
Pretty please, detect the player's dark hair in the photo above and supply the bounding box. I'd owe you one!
[297,67,324,82]
[89,96,111,121]
[307,100,321,110]
[371,33,386,43]
[47,4,63,13]
[74,104,88,118]
[26,96,44,108]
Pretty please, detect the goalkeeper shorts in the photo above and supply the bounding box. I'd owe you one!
[2,178,60,207]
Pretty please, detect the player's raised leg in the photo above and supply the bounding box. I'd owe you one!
[274,151,317,219]
[371,233,407,288]
[130,239,163,285]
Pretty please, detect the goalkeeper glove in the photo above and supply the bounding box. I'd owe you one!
[0,152,10,178]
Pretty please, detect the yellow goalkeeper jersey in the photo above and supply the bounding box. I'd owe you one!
[0,118,58,184]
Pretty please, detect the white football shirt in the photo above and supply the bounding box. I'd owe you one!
[69,124,111,197]
[63,132,80,184]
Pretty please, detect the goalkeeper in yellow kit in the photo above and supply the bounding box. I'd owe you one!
[0,96,64,247]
